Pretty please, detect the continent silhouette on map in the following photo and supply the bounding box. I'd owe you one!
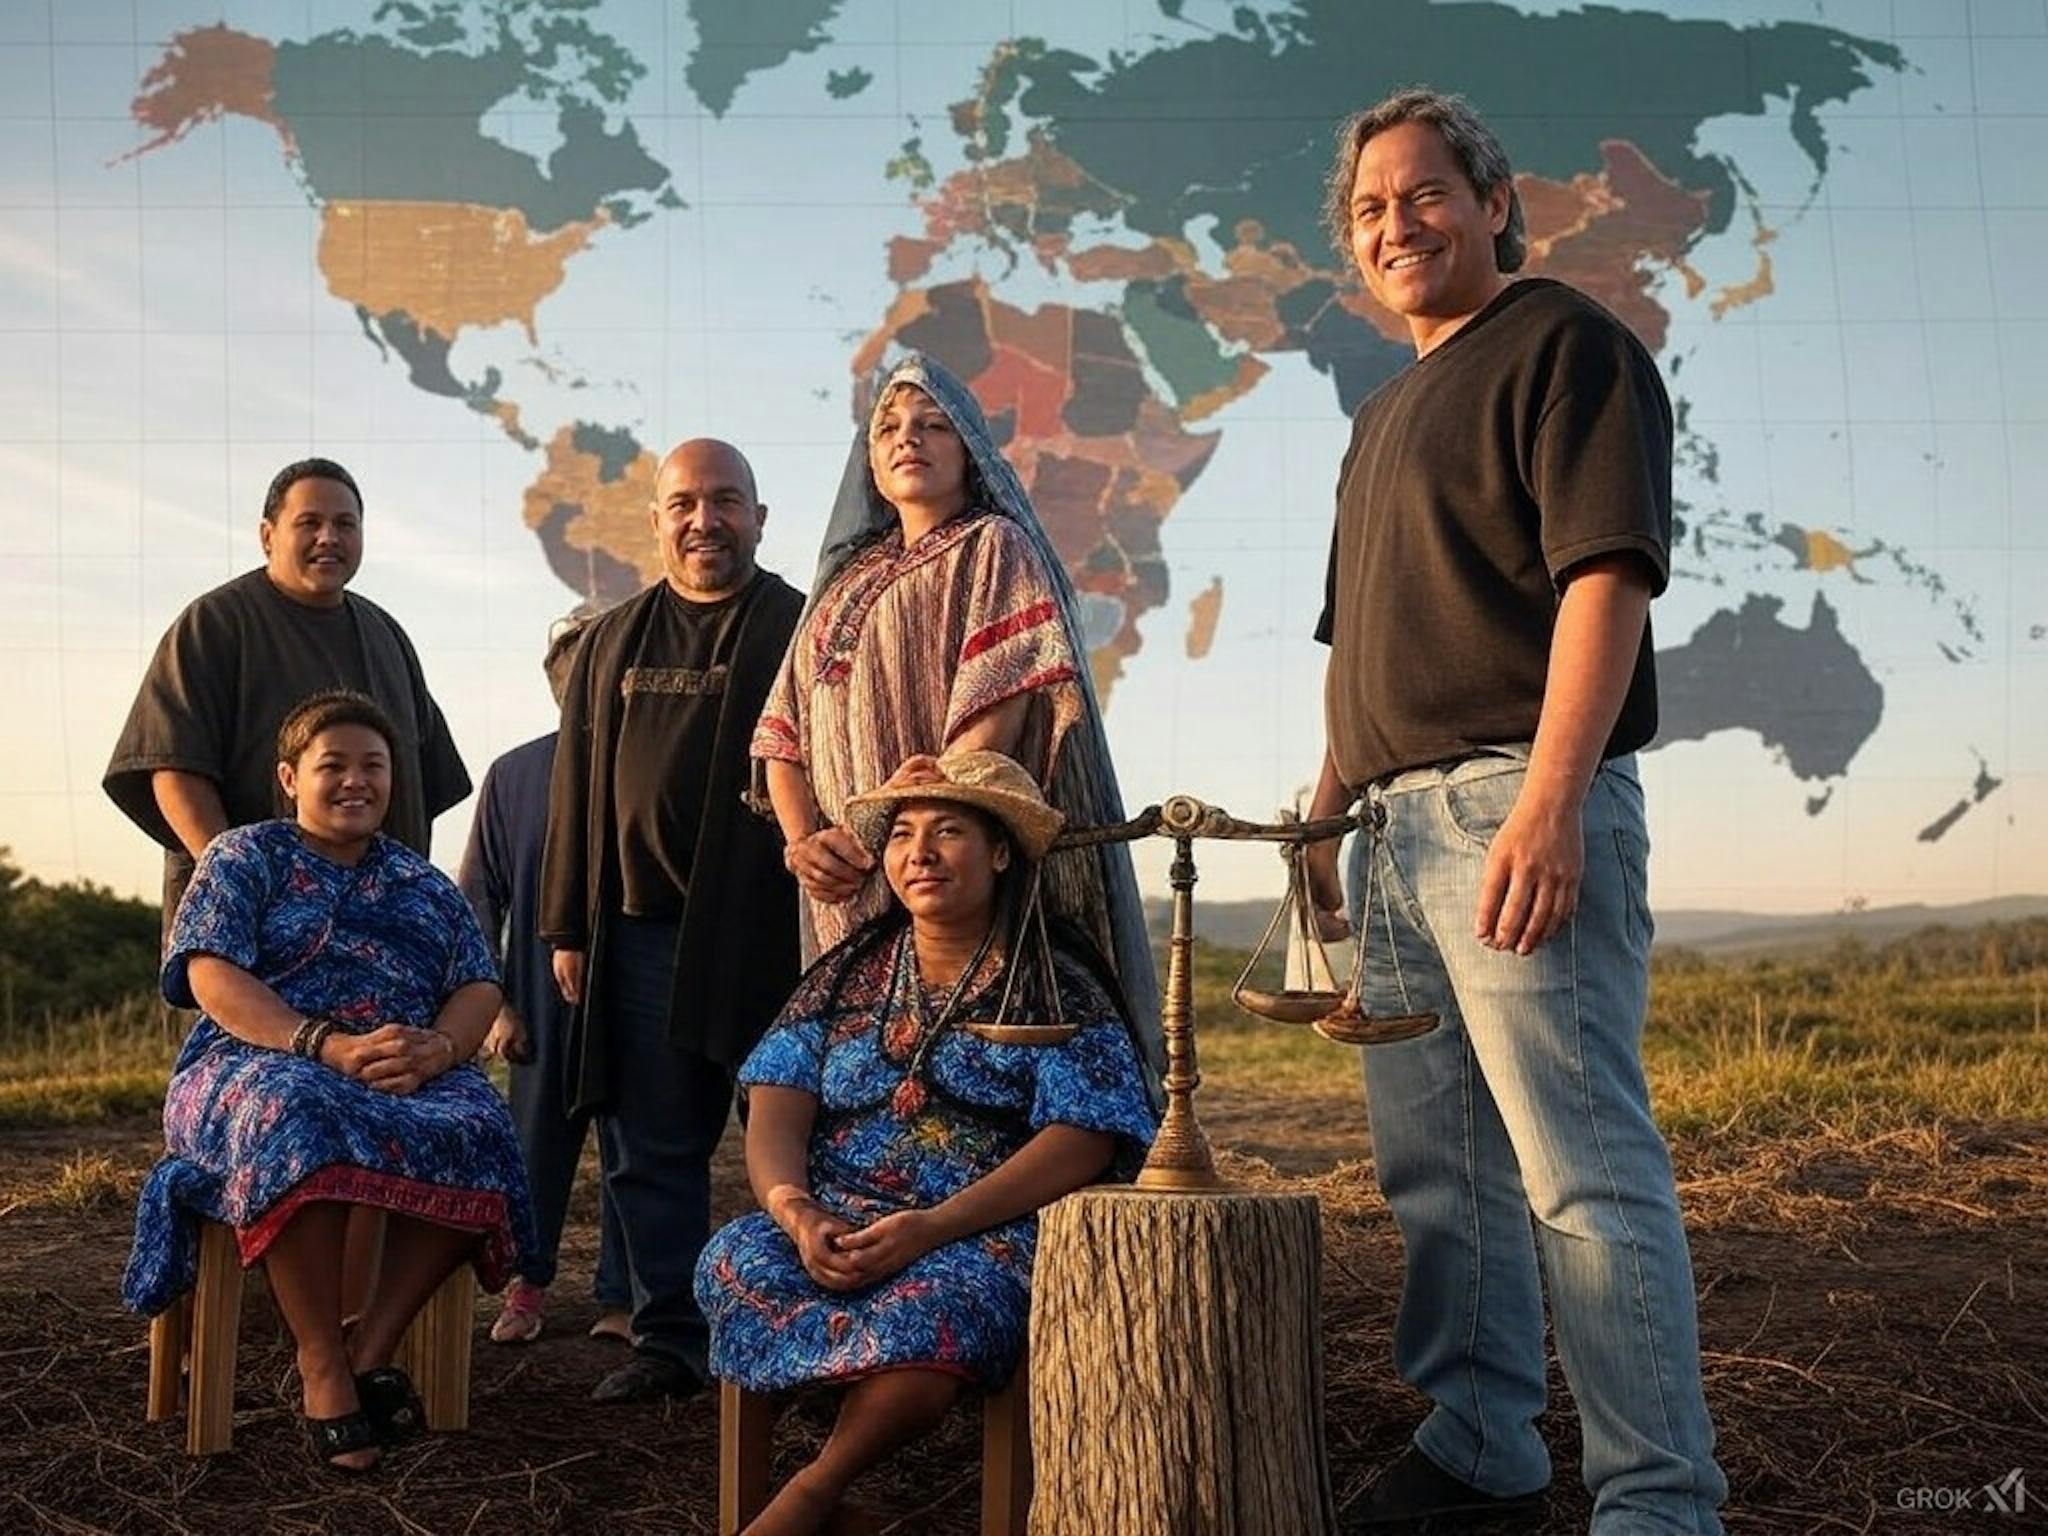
[685,0,846,115]
[125,7,678,596]
[522,424,660,598]
[1917,759,2003,844]
[1655,594,1884,788]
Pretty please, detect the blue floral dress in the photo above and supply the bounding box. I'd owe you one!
[122,821,536,1317]
[695,923,1155,1391]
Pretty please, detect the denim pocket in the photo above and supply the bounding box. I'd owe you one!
[1441,761,1525,852]
[1612,828,1652,949]
[1602,769,1653,949]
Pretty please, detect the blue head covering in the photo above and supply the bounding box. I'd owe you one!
[807,352,1162,1073]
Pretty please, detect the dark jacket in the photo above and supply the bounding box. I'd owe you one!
[540,572,802,1115]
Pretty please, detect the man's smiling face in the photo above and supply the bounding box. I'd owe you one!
[1349,119,1510,346]
[260,477,363,607]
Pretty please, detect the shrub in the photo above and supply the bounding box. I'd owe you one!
[0,849,162,1031]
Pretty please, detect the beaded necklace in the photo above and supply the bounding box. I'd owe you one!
[886,926,1001,1118]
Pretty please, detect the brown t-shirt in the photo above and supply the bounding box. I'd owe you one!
[1315,279,1672,789]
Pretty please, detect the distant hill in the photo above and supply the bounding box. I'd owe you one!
[1146,894,2048,957]
[1146,897,1287,953]
[1652,896,2048,955]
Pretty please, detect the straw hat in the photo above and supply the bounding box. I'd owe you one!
[842,750,1065,861]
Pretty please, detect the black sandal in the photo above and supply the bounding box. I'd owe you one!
[354,1365,425,1446]
[306,1408,381,1472]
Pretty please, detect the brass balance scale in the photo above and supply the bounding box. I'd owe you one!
[1228,806,1437,1048]
[972,793,1441,1193]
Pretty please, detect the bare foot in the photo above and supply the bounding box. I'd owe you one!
[587,1308,634,1345]
[300,1355,379,1472]
[742,1463,841,1536]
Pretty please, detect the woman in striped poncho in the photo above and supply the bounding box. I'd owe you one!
[751,352,1159,1081]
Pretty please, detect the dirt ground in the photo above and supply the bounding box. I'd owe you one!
[3,1096,2044,1535]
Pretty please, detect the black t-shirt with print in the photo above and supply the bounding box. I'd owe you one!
[1315,278,1672,788]
[613,579,751,919]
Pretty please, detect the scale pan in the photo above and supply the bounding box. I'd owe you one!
[1313,1005,1439,1046]
[963,1022,1080,1045]
[1233,987,1349,1024]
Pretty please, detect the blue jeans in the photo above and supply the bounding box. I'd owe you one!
[597,914,735,1379]
[1347,748,1725,1534]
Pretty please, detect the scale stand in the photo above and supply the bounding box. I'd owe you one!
[1051,793,1439,1194]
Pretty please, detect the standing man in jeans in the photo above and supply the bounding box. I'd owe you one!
[541,439,802,1402]
[1304,90,1725,1533]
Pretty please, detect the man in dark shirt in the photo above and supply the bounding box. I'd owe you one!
[1305,91,1725,1534]
[459,617,630,1347]
[105,457,469,923]
[541,439,802,1402]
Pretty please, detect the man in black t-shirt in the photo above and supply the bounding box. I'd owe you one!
[106,456,469,926]
[1306,91,1726,1534]
[540,440,802,1403]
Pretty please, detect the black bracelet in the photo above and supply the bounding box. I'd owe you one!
[304,1018,338,1063]
[290,1015,335,1060]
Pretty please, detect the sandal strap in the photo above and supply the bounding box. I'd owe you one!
[356,1365,412,1397]
[307,1409,380,1460]
[355,1366,425,1440]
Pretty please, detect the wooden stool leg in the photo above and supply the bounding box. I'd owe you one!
[982,1358,1031,1536]
[146,1295,189,1421]
[719,1380,774,1535]
[398,1264,474,1431]
[187,1222,244,1455]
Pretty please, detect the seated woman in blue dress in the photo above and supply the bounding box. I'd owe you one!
[123,690,535,1472]
[696,749,1155,1535]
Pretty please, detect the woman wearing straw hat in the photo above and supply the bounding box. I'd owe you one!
[696,749,1155,1535]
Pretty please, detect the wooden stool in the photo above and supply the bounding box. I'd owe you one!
[718,1358,1032,1535]
[144,1218,477,1454]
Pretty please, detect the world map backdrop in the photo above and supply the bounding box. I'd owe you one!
[2,0,2042,912]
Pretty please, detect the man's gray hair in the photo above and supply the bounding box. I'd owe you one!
[1323,87,1527,274]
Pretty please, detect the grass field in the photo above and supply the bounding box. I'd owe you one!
[2,925,2044,1533]
[0,994,172,1129]
[9,934,2047,1139]
[1200,938,2048,1137]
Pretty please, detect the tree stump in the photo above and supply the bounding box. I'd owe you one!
[1028,1186,1336,1536]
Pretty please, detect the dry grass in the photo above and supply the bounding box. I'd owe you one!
[1211,1117,2048,1531]
[1,937,2045,1530]
[1186,942,2048,1140]
[0,996,177,1128]
[0,1149,145,1216]
[0,1070,171,1128]
[4,1113,2043,1534]
[4,939,2045,1139]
